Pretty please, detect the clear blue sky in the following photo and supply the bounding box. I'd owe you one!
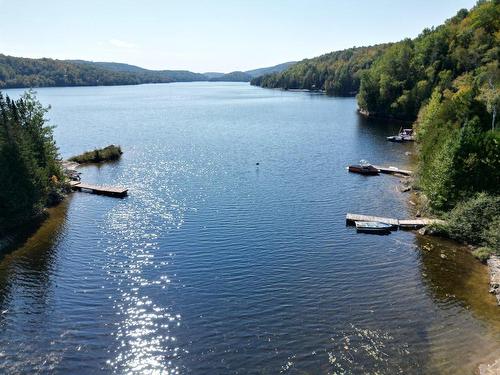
[0,0,477,73]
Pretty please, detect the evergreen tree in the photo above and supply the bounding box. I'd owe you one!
[0,91,64,233]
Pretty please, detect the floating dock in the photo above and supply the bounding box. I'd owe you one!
[345,213,399,229]
[346,213,444,230]
[372,165,413,176]
[69,181,128,197]
[398,218,445,228]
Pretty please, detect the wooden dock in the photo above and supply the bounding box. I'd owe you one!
[70,181,128,197]
[346,213,444,230]
[398,218,445,229]
[346,213,399,229]
[372,165,413,176]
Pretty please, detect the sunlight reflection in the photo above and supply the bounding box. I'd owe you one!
[102,157,189,374]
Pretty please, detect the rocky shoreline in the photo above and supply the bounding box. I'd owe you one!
[487,255,500,306]
[479,358,500,375]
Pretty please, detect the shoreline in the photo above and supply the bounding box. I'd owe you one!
[403,177,500,306]
[357,108,414,123]
[0,210,51,254]
[487,255,500,305]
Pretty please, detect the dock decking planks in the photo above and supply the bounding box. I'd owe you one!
[346,213,399,228]
[346,213,444,229]
[70,181,128,197]
[398,218,446,228]
[372,165,413,176]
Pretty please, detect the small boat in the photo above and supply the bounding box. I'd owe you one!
[386,135,404,142]
[355,221,393,234]
[348,160,380,175]
[387,128,414,142]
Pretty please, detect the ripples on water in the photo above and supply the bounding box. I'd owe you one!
[101,152,192,374]
[0,83,499,374]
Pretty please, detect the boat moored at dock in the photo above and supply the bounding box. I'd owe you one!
[387,128,414,142]
[355,221,393,234]
[348,160,380,175]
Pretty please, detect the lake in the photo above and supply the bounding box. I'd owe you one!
[1,82,499,374]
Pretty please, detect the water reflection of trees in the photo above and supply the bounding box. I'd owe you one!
[0,199,70,321]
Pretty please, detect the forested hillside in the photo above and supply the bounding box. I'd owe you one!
[208,62,296,82]
[365,1,499,255]
[209,71,253,82]
[357,1,499,121]
[407,1,499,256]
[0,55,208,88]
[253,0,499,254]
[245,61,296,78]
[0,55,296,88]
[251,45,390,96]
[71,60,207,82]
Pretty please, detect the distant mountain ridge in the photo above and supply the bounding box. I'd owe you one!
[0,54,297,88]
[208,71,253,82]
[68,60,207,82]
[209,62,297,82]
[245,62,297,78]
[203,72,225,79]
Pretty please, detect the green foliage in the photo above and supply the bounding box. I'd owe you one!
[0,90,64,233]
[251,45,390,96]
[69,145,122,164]
[245,62,296,78]
[484,217,500,253]
[0,55,207,89]
[394,1,500,218]
[472,247,495,262]
[357,1,499,120]
[442,193,500,248]
[416,69,500,210]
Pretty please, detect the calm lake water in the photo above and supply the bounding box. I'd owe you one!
[1,82,499,374]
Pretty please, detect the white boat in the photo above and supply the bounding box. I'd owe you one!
[387,128,414,142]
[355,221,393,234]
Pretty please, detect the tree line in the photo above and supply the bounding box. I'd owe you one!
[0,55,209,89]
[251,45,390,96]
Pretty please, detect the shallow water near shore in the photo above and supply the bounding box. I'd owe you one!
[1,82,499,374]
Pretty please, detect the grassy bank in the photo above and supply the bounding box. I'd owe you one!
[68,144,122,164]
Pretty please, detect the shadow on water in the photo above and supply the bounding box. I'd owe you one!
[0,198,70,316]
[355,112,411,136]
[77,158,122,169]
[354,113,416,167]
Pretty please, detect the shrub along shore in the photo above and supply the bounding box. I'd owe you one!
[68,144,122,164]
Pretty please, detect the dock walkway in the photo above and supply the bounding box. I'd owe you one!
[346,213,445,229]
[70,181,128,197]
[372,165,413,176]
